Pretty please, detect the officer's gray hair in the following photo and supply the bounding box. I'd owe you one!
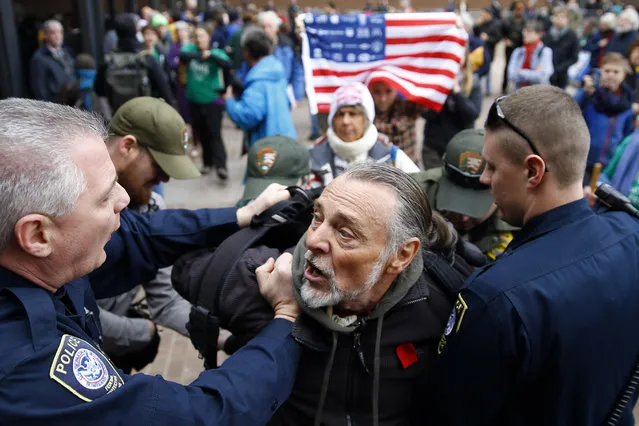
[0,98,107,252]
[342,162,457,267]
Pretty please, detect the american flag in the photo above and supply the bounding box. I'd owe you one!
[301,12,467,114]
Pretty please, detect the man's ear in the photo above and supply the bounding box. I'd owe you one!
[118,135,140,157]
[525,154,546,189]
[385,238,421,275]
[14,214,56,258]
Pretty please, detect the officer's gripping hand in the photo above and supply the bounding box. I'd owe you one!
[236,183,291,227]
[256,253,300,323]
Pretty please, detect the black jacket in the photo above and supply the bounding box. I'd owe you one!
[29,45,75,102]
[95,39,174,106]
[474,19,502,59]
[423,77,482,158]
[502,16,526,51]
[173,246,473,426]
[543,28,580,89]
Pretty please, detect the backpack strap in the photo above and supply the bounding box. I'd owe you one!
[423,251,468,304]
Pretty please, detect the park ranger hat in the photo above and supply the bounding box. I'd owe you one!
[109,97,200,179]
[240,136,310,206]
[437,129,495,219]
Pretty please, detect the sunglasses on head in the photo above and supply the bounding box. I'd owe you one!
[487,96,549,172]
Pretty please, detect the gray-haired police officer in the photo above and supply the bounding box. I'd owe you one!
[0,98,301,425]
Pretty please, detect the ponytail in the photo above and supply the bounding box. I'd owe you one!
[426,211,458,253]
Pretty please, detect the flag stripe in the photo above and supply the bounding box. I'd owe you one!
[385,34,466,46]
[385,19,457,26]
[313,69,455,92]
[385,51,462,61]
[310,57,462,73]
[302,12,466,114]
[312,64,457,79]
[386,41,465,57]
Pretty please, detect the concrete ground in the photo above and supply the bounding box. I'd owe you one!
[140,42,639,421]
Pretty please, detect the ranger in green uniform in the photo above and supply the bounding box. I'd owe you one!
[413,129,518,261]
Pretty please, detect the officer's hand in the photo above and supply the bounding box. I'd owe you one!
[236,183,291,227]
[256,253,300,323]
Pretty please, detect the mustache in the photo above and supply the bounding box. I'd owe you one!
[304,250,335,279]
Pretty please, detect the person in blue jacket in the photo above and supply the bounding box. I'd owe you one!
[421,85,639,426]
[0,98,302,426]
[224,26,297,148]
[583,12,617,70]
[574,52,635,182]
[461,12,492,79]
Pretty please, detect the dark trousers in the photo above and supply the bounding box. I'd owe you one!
[190,101,227,168]
[503,46,516,93]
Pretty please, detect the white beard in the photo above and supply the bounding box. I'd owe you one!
[300,250,387,309]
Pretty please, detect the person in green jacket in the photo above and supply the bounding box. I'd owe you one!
[180,24,231,179]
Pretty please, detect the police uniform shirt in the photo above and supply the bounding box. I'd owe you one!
[0,207,301,425]
[422,199,639,426]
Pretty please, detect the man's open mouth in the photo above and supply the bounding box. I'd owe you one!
[306,260,326,278]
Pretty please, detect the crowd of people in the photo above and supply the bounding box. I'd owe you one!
[2,0,639,424]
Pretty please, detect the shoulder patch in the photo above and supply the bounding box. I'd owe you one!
[485,232,515,261]
[50,334,124,402]
[437,293,468,355]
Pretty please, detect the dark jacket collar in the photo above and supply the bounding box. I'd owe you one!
[507,199,592,253]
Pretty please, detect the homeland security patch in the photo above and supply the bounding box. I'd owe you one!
[437,294,468,354]
[50,334,124,402]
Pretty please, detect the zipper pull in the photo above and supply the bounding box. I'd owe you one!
[353,332,370,374]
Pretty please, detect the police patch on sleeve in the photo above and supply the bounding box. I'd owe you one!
[437,294,469,354]
[49,334,124,402]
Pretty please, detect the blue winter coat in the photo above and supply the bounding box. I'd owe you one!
[574,88,635,167]
[469,36,491,78]
[226,55,297,146]
[584,31,614,69]
[606,30,639,58]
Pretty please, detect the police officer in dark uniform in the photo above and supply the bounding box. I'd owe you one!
[422,85,639,425]
[412,129,519,262]
[0,98,301,425]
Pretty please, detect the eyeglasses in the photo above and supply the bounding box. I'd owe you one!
[488,96,549,172]
[444,161,489,190]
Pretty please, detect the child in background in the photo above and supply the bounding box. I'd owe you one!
[507,21,554,90]
[574,52,635,182]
